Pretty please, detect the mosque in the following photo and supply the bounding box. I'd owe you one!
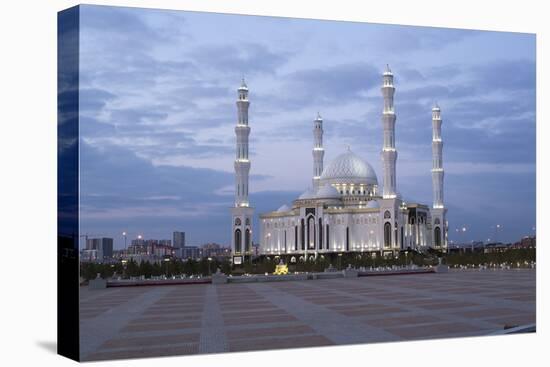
[230,65,447,263]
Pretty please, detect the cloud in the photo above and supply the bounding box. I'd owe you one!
[279,62,380,105]
[190,43,291,77]
[76,5,536,245]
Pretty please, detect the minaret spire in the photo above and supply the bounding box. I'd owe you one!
[231,79,254,260]
[312,113,324,190]
[381,64,397,198]
[430,103,447,250]
[235,79,250,206]
[431,104,444,209]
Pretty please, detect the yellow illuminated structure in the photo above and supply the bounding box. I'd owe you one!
[274,263,289,275]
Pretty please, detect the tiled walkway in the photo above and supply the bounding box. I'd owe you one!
[80,269,536,361]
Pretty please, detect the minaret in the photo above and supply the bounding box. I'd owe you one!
[430,103,447,250]
[231,79,254,260]
[431,104,444,209]
[235,78,251,207]
[381,64,397,199]
[312,112,324,190]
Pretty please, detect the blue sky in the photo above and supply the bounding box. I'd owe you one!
[78,5,536,249]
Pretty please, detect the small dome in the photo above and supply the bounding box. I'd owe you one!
[320,148,378,186]
[238,78,248,90]
[315,185,341,199]
[277,204,291,212]
[298,188,316,200]
[366,200,380,209]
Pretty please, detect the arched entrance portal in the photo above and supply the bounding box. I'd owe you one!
[234,229,242,253]
[384,222,391,248]
[245,228,251,253]
[434,226,441,247]
[307,216,316,250]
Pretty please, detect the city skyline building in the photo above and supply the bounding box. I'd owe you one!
[84,237,114,261]
[173,231,185,249]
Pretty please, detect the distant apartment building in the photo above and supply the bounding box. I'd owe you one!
[484,243,509,253]
[173,231,185,249]
[181,246,201,260]
[81,249,98,262]
[152,244,174,257]
[201,243,231,259]
[131,238,145,247]
[128,239,173,256]
[84,237,113,260]
[515,236,536,249]
[158,239,172,246]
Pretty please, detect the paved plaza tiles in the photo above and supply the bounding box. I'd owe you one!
[79,269,536,361]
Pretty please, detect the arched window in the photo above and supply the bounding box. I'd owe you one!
[434,218,441,225]
[434,227,441,247]
[294,226,298,251]
[234,229,242,253]
[235,218,241,226]
[384,210,391,219]
[318,218,323,249]
[326,224,330,250]
[346,227,350,251]
[300,219,305,250]
[384,222,391,247]
[307,216,316,250]
[245,228,251,252]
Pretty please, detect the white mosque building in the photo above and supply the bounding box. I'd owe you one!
[230,65,447,263]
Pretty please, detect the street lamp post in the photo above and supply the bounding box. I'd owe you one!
[459,226,469,252]
[137,234,143,255]
[122,231,127,253]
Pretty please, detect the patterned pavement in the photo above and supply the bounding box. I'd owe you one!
[79,269,536,361]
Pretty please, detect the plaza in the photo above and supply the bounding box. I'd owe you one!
[79,269,535,361]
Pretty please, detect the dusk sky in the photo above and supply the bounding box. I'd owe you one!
[78,5,536,249]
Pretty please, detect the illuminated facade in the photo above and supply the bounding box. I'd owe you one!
[258,66,448,257]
